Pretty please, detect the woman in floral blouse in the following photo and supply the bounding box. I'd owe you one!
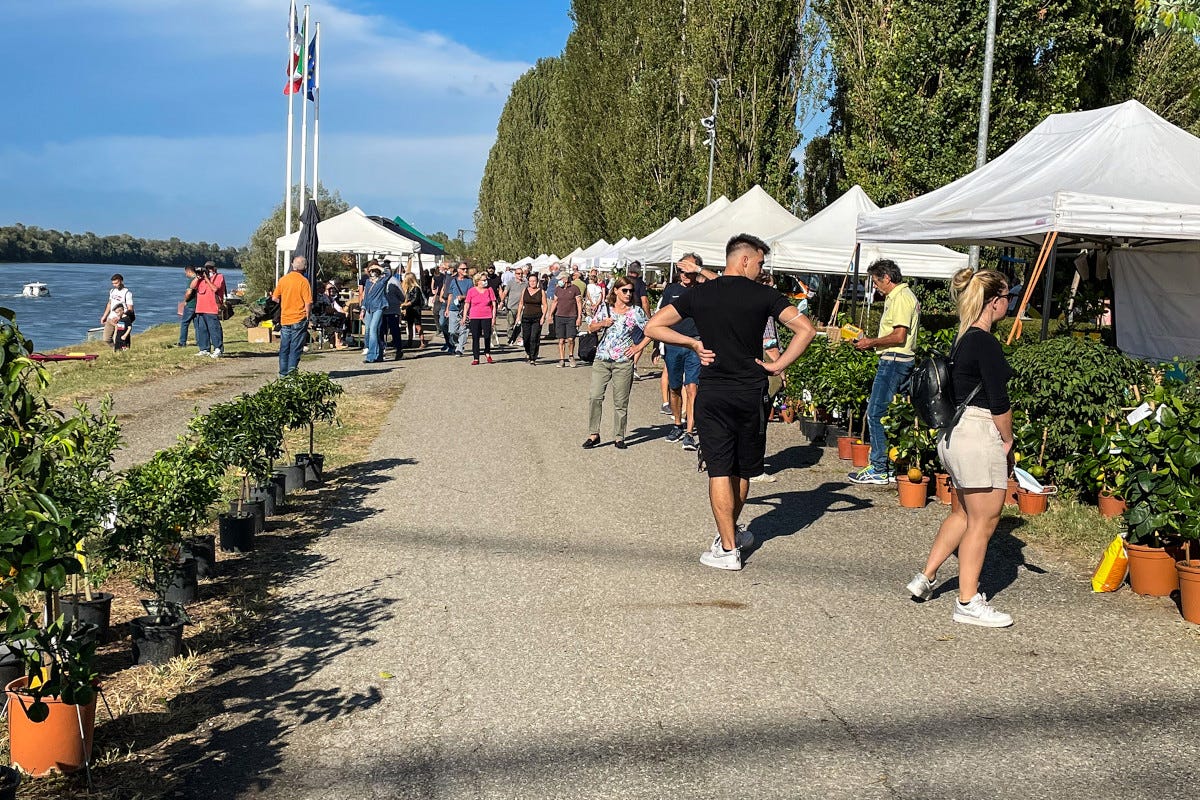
[582,276,650,450]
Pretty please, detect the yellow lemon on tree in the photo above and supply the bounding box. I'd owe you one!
[1013,452,1022,464]
[907,467,924,483]
[888,446,900,462]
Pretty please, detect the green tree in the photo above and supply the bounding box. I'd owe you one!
[801,133,843,216]
[1136,0,1200,32]
[241,185,349,299]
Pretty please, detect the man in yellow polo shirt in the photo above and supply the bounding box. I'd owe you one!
[272,255,314,377]
[850,259,920,485]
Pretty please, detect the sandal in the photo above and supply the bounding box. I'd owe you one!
[581,436,600,449]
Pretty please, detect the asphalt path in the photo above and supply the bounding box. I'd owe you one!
[183,338,1198,800]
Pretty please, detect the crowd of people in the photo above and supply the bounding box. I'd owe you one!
[259,238,1019,628]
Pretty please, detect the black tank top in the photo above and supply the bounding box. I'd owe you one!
[521,288,543,320]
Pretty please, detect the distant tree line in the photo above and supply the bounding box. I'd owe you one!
[474,1,823,262]
[0,223,244,269]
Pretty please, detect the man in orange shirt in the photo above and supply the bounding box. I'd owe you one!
[272,255,314,376]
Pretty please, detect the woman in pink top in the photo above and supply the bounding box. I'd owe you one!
[461,273,498,364]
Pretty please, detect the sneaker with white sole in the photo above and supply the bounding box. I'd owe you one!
[749,472,777,483]
[848,465,889,485]
[661,403,672,416]
[210,348,222,358]
[953,593,1013,628]
[680,433,698,451]
[906,572,937,601]
[665,426,684,443]
[711,527,754,552]
[700,540,742,571]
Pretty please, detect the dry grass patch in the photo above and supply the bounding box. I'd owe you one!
[1001,497,1122,567]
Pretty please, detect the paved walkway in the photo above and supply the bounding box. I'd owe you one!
[172,342,1197,800]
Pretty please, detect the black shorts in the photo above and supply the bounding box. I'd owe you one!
[694,385,769,479]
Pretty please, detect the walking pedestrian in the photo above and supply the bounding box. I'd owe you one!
[383,265,405,361]
[442,262,473,356]
[849,259,921,485]
[501,267,525,346]
[660,254,704,451]
[517,272,547,365]
[550,272,583,367]
[462,272,498,364]
[272,255,313,376]
[400,272,427,349]
[644,234,817,571]
[99,273,134,346]
[582,276,650,450]
[176,265,198,347]
[906,268,1016,628]
[431,262,450,347]
[361,262,389,363]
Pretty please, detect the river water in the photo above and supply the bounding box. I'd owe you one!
[0,263,246,350]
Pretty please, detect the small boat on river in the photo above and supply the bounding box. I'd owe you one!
[22,282,50,297]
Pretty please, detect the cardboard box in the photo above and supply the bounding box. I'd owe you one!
[247,326,276,344]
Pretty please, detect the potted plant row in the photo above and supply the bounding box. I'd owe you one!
[881,396,938,508]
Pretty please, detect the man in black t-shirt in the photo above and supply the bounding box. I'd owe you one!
[645,233,817,571]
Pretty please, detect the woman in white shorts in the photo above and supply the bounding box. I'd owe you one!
[906,268,1016,628]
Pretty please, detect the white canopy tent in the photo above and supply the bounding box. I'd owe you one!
[620,218,679,261]
[593,237,630,269]
[623,197,731,265]
[512,256,535,269]
[564,247,585,264]
[856,100,1200,361]
[275,206,418,256]
[572,239,610,267]
[770,185,968,278]
[632,186,802,266]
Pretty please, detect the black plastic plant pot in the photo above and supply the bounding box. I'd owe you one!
[183,535,217,579]
[157,558,199,606]
[249,484,277,517]
[0,765,21,800]
[60,592,115,640]
[0,646,22,695]
[800,420,828,445]
[130,616,185,665]
[218,512,256,553]
[296,453,325,485]
[270,472,288,504]
[278,464,305,493]
[228,500,265,534]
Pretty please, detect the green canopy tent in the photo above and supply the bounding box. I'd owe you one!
[367,215,446,258]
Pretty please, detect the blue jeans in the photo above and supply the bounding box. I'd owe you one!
[278,319,308,376]
[195,313,222,352]
[178,307,198,346]
[446,310,467,354]
[364,308,385,362]
[867,356,914,472]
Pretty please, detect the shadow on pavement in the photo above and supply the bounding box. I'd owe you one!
[84,457,409,798]
[743,481,874,555]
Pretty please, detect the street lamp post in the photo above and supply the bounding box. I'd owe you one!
[702,78,721,205]
[968,0,999,271]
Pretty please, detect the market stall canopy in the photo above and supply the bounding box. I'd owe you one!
[771,185,968,278]
[632,186,801,265]
[594,237,631,268]
[574,239,611,265]
[276,206,417,255]
[856,101,1200,249]
[565,247,585,263]
[512,256,534,268]
[384,215,446,257]
[623,198,730,264]
[620,218,679,261]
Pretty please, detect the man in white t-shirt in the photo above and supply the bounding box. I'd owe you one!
[99,273,134,345]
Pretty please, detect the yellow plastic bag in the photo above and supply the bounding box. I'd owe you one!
[1091,535,1128,592]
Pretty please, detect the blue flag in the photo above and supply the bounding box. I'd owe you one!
[306,33,317,102]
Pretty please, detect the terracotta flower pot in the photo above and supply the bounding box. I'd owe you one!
[1177,559,1200,624]
[850,442,871,467]
[1005,478,1019,506]
[1097,491,1127,520]
[1127,542,1180,596]
[4,677,96,776]
[898,476,930,508]
[1016,488,1050,516]
[836,435,855,460]
[781,406,795,424]
[950,486,962,514]
[934,473,952,505]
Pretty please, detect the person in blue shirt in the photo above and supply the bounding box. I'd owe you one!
[441,262,473,356]
[360,262,390,363]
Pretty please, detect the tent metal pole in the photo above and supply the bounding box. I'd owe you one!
[849,243,862,319]
[1007,231,1057,344]
[1040,238,1058,341]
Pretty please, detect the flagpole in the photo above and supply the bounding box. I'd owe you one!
[312,22,321,205]
[282,0,297,284]
[298,5,310,213]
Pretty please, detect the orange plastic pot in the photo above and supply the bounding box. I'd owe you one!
[1126,542,1180,597]
[950,486,962,515]
[1005,478,1019,507]
[850,442,870,467]
[780,406,795,424]
[4,677,95,776]
[898,476,930,508]
[1016,488,1049,516]
[1177,559,1200,624]
[934,473,952,505]
[836,436,854,460]
[1097,491,1127,520]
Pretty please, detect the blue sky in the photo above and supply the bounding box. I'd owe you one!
[0,0,573,248]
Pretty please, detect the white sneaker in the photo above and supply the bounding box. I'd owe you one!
[749,472,777,483]
[700,540,742,571]
[906,572,937,601]
[953,593,1013,628]
[210,348,222,358]
[712,526,754,552]
[194,350,211,357]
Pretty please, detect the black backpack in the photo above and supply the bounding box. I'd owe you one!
[910,335,980,431]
